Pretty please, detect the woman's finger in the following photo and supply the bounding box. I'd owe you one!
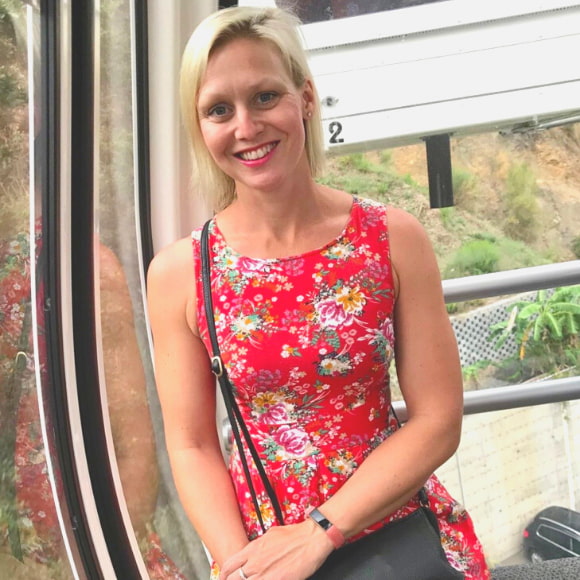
[219,554,247,580]
[223,568,250,580]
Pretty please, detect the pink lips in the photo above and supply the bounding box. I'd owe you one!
[235,141,279,167]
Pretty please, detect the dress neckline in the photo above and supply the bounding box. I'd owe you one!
[211,196,359,263]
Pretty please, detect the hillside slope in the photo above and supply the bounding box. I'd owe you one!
[323,126,580,280]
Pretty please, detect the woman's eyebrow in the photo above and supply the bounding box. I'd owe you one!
[199,76,284,103]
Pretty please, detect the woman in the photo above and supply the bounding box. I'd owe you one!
[147,6,490,580]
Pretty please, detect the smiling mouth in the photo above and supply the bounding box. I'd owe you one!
[236,142,278,161]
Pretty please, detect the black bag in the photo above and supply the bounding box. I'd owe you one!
[201,221,464,579]
[309,507,463,579]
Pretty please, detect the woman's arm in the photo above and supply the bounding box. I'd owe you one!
[219,207,464,579]
[147,238,249,567]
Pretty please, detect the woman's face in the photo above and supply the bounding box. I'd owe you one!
[196,37,314,195]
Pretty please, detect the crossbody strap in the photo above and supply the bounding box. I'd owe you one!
[200,221,285,532]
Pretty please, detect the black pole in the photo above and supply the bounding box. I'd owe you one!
[134,1,154,270]
[424,134,454,208]
[40,0,102,576]
[69,2,142,578]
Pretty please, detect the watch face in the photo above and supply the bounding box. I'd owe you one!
[310,508,332,529]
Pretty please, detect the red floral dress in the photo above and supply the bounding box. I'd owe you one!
[193,196,490,579]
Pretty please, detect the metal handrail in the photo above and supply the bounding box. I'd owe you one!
[223,377,580,447]
[443,261,580,304]
[392,376,580,422]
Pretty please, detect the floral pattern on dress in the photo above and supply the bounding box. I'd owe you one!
[194,196,489,579]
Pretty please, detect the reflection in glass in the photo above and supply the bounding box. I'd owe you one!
[0,2,75,578]
[278,0,447,23]
[96,0,206,577]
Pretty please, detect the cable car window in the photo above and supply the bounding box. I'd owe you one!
[95,0,205,577]
[318,123,580,396]
[0,2,76,577]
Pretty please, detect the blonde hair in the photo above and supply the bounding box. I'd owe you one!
[180,6,325,212]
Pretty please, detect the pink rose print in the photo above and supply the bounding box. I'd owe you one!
[273,425,310,456]
[283,258,305,277]
[237,256,267,274]
[247,369,283,391]
[260,403,291,425]
[380,317,394,343]
[316,298,354,328]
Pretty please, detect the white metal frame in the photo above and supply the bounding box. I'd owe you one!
[55,1,117,577]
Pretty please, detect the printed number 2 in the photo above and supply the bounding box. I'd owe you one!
[329,121,344,144]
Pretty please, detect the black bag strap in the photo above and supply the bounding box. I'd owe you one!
[200,220,285,531]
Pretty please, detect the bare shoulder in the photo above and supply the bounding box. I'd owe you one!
[385,206,440,297]
[385,205,430,245]
[147,236,195,288]
[147,236,197,328]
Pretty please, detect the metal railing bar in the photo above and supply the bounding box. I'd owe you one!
[220,376,580,451]
[443,260,580,304]
[392,375,580,421]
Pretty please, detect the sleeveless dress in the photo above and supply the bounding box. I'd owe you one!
[192,196,490,579]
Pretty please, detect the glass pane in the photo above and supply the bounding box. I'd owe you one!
[96,1,207,577]
[321,127,580,279]
[320,126,580,394]
[435,402,580,566]
[0,2,75,578]
[277,0,447,23]
[538,526,567,546]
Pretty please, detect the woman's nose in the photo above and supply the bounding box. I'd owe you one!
[234,108,263,140]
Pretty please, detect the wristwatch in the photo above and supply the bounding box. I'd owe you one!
[306,507,346,549]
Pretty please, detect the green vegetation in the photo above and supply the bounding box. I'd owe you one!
[0,0,27,236]
[462,359,494,390]
[445,238,500,278]
[489,286,580,382]
[571,235,580,259]
[503,162,540,242]
[452,167,477,207]
[319,152,402,198]
[322,148,559,285]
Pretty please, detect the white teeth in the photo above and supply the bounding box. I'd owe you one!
[239,143,275,161]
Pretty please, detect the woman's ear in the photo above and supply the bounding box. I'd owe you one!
[301,79,316,119]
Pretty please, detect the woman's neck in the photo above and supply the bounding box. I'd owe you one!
[215,183,353,260]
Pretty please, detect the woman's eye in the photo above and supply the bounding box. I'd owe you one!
[207,104,230,118]
[256,92,278,106]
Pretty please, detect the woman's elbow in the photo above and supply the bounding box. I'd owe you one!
[441,412,463,460]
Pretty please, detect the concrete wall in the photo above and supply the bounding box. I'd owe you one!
[435,399,580,566]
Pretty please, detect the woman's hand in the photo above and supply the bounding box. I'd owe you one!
[219,519,334,580]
